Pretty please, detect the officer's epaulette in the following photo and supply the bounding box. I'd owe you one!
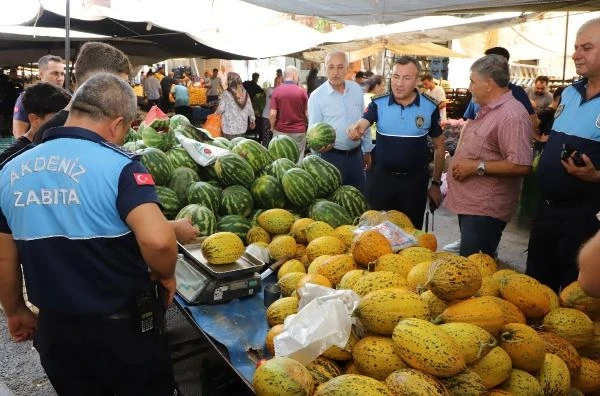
[370,93,389,103]
[101,141,139,159]
[422,92,440,105]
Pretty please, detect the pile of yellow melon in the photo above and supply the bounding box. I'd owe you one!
[252,209,600,396]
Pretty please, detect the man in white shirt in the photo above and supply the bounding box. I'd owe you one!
[421,74,447,121]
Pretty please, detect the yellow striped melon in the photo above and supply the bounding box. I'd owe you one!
[351,336,406,380]
[406,260,434,292]
[246,226,271,245]
[351,271,408,297]
[441,370,487,396]
[265,296,298,327]
[542,307,594,348]
[306,236,347,262]
[498,323,546,373]
[392,318,466,378]
[475,275,501,297]
[312,254,357,287]
[337,269,368,290]
[420,289,449,319]
[268,235,297,261]
[289,217,315,244]
[306,356,342,385]
[498,369,543,395]
[571,357,600,393]
[538,331,581,378]
[305,221,334,242]
[351,230,393,267]
[314,374,394,396]
[200,232,245,265]
[439,322,497,364]
[538,353,570,396]
[384,368,449,395]
[559,281,600,320]
[253,356,314,396]
[499,274,551,318]
[468,346,513,389]
[277,272,306,297]
[257,208,296,235]
[265,324,284,356]
[467,252,498,276]
[354,288,428,335]
[427,255,482,301]
[277,259,306,280]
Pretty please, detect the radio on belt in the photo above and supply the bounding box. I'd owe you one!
[175,242,263,305]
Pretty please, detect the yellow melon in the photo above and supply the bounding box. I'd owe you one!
[467,252,498,276]
[268,235,297,261]
[277,259,306,280]
[305,221,334,243]
[351,230,393,267]
[386,210,414,229]
[289,217,315,244]
[296,273,332,295]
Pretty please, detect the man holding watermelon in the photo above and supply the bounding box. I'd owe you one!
[308,51,373,193]
[0,73,179,395]
[348,56,445,228]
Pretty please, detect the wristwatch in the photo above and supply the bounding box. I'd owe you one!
[476,161,486,176]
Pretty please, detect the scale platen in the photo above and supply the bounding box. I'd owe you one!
[175,242,263,304]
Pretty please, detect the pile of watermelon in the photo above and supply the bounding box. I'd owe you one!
[127,107,368,241]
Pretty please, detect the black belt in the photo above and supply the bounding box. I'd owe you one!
[328,146,361,155]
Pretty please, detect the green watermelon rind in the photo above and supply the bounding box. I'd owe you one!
[155,185,181,220]
[138,147,174,186]
[168,167,200,206]
[219,185,254,217]
[330,185,369,220]
[310,200,353,228]
[166,146,199,172]
[281,168,317,208]
[250,175,286,209]
[216,214,252,241]
[175,204,216,237]
[301,154,342,198]
[269,158,297,181]
[214,153,255,188]
[306,122,336,151]
[231,139,273,174]
[186,181,222,213]
[268,134,300,163]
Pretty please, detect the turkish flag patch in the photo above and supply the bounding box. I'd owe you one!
[133,173,155,185]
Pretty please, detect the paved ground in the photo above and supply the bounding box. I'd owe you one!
[0,205,532,395]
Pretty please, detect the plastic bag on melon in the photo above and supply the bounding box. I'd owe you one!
[176,132,229,166]
[273,284,361,366]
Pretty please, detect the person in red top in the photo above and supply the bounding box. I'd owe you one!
[444,54,533,257]
[269,65,309,161]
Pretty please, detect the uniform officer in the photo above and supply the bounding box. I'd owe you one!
[526,17,600,293]
[0,73,179,395]
[349,56,445,228]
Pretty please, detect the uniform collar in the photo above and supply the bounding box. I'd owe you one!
[387,89,420,107]
[42,126,107,144]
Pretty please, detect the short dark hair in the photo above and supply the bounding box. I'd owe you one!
[394,56,421,73]
[276,69,282,75]
[38,55,64,70]
[74,42,132,86]
[366,75,384,92]
[484,47,510,61]
[355,71,365,79]
[22,82,71,117]
[252,72,260,80]
[212,68,219,73]
[421,73,434,82]
[535,75,550,84]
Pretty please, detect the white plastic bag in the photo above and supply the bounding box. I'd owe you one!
[354,220,416,252]
[176,133,229,166]
[273,284,361,365]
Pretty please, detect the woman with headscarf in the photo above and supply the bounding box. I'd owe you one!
[215,72,255,140]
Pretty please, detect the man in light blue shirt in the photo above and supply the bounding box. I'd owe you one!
[308,51,373,193]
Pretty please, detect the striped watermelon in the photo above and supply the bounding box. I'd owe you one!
[219,185,254,217]
[168,167,200,205]
[331,185,369,220]
[231,139,273,174]
[124,128,140,144]
[207,137,233,151]
[310,200,353,228]
[217,215,252,240]
[251,175,286,209]
[306,122,336,151]
[186,181,221,213]
[155,185,181,220]
[268,134,300,163]
[166,146,198,171]
[138,147,173,186]
[197,163,219,182]
[175,204,216,237]
[281,168,317,208]
[301,154,342,197]
[230,136,248,147]
[268,158,297,181]
[141,125,174,152]
[214,153,255,188]
[144,105,170,132]
[123,140,146,153]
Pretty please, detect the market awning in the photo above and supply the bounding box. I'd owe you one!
[240,0,600,25]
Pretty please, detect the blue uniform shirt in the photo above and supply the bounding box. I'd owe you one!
[0,127,160,314]
[537,79,600,201]
[463,83,535,119]
[363,91,441,172]
[308,80,373,153]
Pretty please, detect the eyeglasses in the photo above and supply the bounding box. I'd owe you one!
[391,75,416,82]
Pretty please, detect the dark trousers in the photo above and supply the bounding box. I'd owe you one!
[34,311,177,396]
[367,166,429,229]
[147,99,161,109]
[175,105,193,122]
[320,148,365,194]
[526,199,600,293]
[458,214,506,257]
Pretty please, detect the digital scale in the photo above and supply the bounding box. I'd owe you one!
[175,242,264,305]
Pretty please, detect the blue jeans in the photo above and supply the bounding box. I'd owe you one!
[458,214,506,257]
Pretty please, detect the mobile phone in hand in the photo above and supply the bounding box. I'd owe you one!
[561,144,585,167]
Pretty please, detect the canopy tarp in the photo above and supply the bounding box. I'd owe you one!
[240,0,600,25]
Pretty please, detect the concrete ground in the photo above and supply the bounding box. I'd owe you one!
[0,205,532,395]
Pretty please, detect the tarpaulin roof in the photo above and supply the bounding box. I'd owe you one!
[241,0,600,25]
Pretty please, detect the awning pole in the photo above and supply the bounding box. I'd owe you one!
[562,11,570,84]
[65,0,71,91]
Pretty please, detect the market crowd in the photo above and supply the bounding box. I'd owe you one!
[0,15,600,395]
